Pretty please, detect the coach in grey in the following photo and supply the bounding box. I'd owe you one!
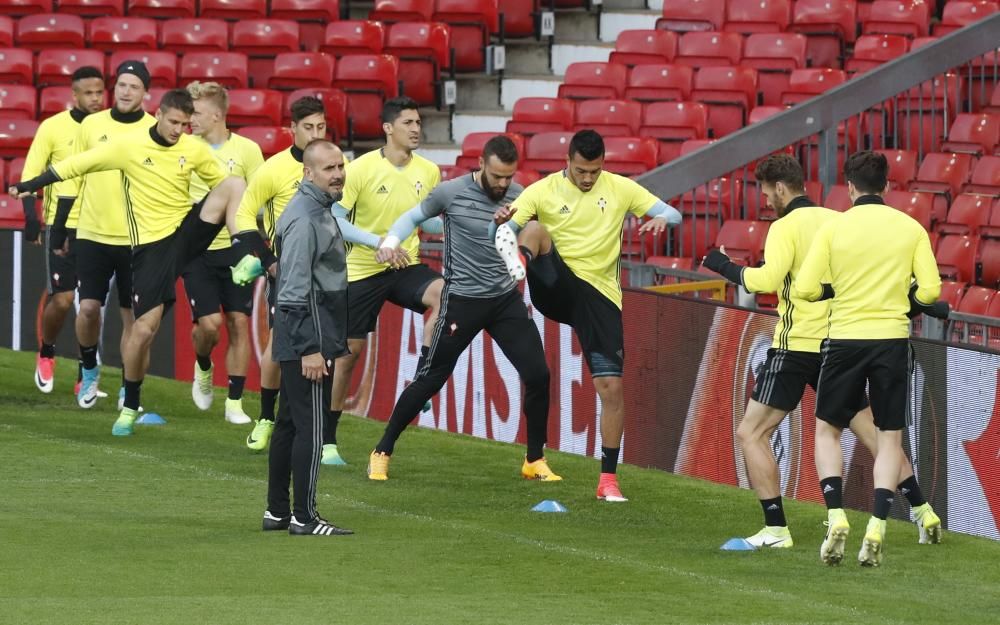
[263,139,354,536]
[362,135,559,481]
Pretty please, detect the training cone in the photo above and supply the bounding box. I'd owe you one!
[720,537,755,551]
[532,500,568,513]
[136,412,166,425]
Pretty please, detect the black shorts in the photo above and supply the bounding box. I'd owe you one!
[131,201,223,319]
[45,227,77,295]
[347,264,441,339]
[815,338,911,431]
[526,245,624,377]
[752,348,868,414]
[181,246,254,321]
[75,238,132,308]
[266,275,276,329]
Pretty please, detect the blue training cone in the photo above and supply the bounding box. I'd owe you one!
[136,412,166,425]
[532,500,569,513]
[720,537,755,551]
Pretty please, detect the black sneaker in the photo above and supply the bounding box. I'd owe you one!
[288,515,354,536]
[262,510,290,531]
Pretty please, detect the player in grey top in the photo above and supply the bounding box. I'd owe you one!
[362,136,561,482]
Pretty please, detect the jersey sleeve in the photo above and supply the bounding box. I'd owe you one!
[51,141,124,181]
[623,178,661,218]
[510,180,540,227]
[235,167,272,233]
[339,158,364,210]
[912,226,942,305]
[20,120,53,182]
[241,139,265,179]
[742,221,795,294]
[792,222,832,302]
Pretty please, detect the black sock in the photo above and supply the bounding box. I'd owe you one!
[518,245,534,263]
[526,443,544,463]
[196,354,212,372]
[898,475,926,507]
[600,446,620,475]
[414,345,429,375]
[820,476,843,509]
[80,344,98,370]
[77,359,83,383]
[228,376,246,401]
[123,379,142,411]
[760,497,787,527]
[325,409,342,445]
[39,342,56,358]
[260,387,278,422]
[873,488,895,520]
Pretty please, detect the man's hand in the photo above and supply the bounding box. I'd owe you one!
[637,215,669,236]
[23,220,41,245]
[301,352,328,382]
[8,186,31,199]
[49,226,68,253]
[493,203,516,225]
[702,248,731,273]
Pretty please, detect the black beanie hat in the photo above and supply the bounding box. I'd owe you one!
[115,60,150,90]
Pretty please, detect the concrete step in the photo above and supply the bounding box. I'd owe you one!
[504,38,552,76]
[554,7,600,41]
[551,41,614,76]
[452,110,512,146]
[419,107,452,145]
[599,9,660,42]
[500,74,562,111]
[455,73,503,112]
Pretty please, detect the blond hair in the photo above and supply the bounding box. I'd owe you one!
[185,81,229,113]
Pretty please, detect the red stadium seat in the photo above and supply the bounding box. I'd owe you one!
[0,119,38,157]
[506,97,575,136]
[0,49,31,84]
[501,0,538,38]
[675,31,744,67]
[57,0,123,16]
[39,85,107,118]
[657,0,726,32]
[677,217,721,259]
[88,17,157,52]
[725,0,792,33]
[824,184,851,211]
[574,99,642,137]
[282,88,349,141]
[640,101,709,164]
[369,0,434,22]
[433,0,499,72]
[225,89,283,127]
[938,280,968,309]
[897,73,963,155]
[385,22,450,106]
[980,238,1000,288]
[647,256,694,285]
[0,193,29,228]
[0,17,12,46]
[36,48,105,86]
[513,169,540,186]
[679,138,716,155]
[141,87,170,112]
[884,190,933,230]
[679,176,743,218]
[691,65,758,137]
[602,136,658,175]
[625,64,694,103]
[845,34,910,73]
[439,164,470,181]
[863,0,931,38]
[940,113,1000,156]
[0,85,36,119]
[936,234,979,282]
[741,33,807,105]
[713,219,770,266]
[748,105,787,123]
[127,0,194,18]
[199,0,266,19]
[935,1,1000,36]
[523,131,574,173]
[874,149,918,187]
[987,83,1000,115]
[16,14,85,49]
[321,20,385,57]
[609,30,678,66]
[231,20,300,57]
[780,68,847,105]
[110,50,177,88]
[238,126,293,158]
[964,155,1000,195]
[456,132,526,169]
[0,0,51,16]
[267,52,335,90]
[269,0,340,22]
[0,160,6,188]
[334,54,399,139]
[160,19,228,53]
[790,0,857,68]
[937,193,993,236]
[557,62,628,100]
[957,285,997,315]
[909,152,974,209]
[178,52,249,89]
[7,156,24,184]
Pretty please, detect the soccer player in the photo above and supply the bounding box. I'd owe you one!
[492,129,681,501]
[12,89,247,437]
[263,139,353,537]
[182,81,264,424]
[365,136,556,481]
[794,151,942,567]
[702,154,942,550]
[327,96,444,466]
[20,66,105,393]
[229,96,328,452]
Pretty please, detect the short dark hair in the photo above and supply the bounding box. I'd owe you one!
[482,135,519,164]
[843,150,888,194]
[382,96,420,124]
[754,154,805,192]
[289,96,325,123]
[159,88,194,115]
[71,66,104,83]
[568,129,605,161]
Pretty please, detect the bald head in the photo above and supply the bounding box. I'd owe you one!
[303,139,346,198]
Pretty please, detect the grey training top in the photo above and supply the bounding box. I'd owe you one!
[421,174,523,298]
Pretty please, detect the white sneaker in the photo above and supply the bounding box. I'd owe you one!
[192,362,214,410]
[494,223,526,281]
[819,509,850,565]
[224,398,252,424]
[77,366,100,409]
[116,387,142,412]
[745,526,794,549]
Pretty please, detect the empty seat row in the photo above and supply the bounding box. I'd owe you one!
[0,0,339,20]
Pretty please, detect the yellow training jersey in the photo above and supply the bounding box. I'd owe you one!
[190,131,265,251]
[54,125,227,247]
[511,170,659,309]
[794,198,941,340]
[72,108,156,246]
[233,146,304,241]
[20,109,86,228]
[741,200,839,353]
[340,149,440,282]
